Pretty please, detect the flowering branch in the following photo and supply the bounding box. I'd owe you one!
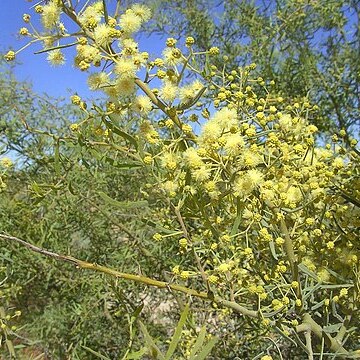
[0,233,266,319]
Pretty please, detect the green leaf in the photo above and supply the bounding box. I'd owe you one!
[139,321,165,360]
[68,180,76,195]
[31,181,42,196]
[298,263,319,280]
[6,339,16,357]
[54,140,60,176]
[34,42,78,54]
[141,218,178,234]
[188,326,206,358]
[230,214,242,236]
[103,117,138,149]
[323,323,342,333]
[269,240,278,260]
[102,0,109,23]
[104,156,143,170]
[164,304,190,359]
[81,345,111,360]
[98,191,148,209]
[131,304,144,323]
[192,337,218,360]
[230,198,243,236]
[126,347,147,359]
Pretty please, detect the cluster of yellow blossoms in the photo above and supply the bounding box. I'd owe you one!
[0,157,13,192]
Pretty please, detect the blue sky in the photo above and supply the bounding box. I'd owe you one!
[2,1,357,100]
[1,1,89,98]
[0,1,164,99]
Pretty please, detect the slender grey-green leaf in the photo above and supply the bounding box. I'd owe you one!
[139,321,165,360]
[6,339,16,357]
[98,191,148,209]
[188,326,207,358]
[131,304,144,323]
[126,347,147,359]
[269,240,278,260]
[104,117,138,149]
[34,42,78,54]
[141,218,179,234]
[54,140,60,176]
[81,345,111,360]
[193,337,218,360]
[230,214,242,236]
[164,304,190,360]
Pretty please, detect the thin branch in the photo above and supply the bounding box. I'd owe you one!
[265,200,302,301]
[172,202,209,290]
[296,313,352,358]
[134,78,196,141]
[0,233,267,319]
[304,329,314,360]
[0,233,77,265]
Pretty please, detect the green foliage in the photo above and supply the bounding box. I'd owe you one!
[138,304,217,360]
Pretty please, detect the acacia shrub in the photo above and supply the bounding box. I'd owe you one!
[2,1,360,358]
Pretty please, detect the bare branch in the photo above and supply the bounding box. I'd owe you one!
[0,233,266,319]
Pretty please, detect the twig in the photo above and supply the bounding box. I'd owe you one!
[0,233,77,265]
[304,329,314,360]
[265,200,302,301]
[0,233,267,319]
[296,313,350,358]
[172,202,209,288]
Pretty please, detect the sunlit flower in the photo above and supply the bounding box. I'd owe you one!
[41,1,61,29]
[119,10,142,34]
[132,95,152,115]
[47,49,65,66]
[0,158,13,168]
[131,4,151,22]
[115,78,136,96]
[114,58,138,79]
[93,24,113,47]
[159,80,178,102]
[87,72,109,90]
[162,47,182,66]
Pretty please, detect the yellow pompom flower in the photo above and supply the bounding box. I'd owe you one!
[159,80,178,102]
[0,158,13,168]
[339,288,348,298]
[4,51,16,61]
[47,49,65,66]
[217,263,230,273]
[162,48,182,66]
[208,275,218,284]
[93,24,113,47]
[132,95,152,115]
[119,10,142,34]
[114,58,138,79]
[41,1,61,29]
[209,47,219,55]
[183,148,204,168]
[179,238,188,247]
[131,4,151,22]
[87,72,109,91]
[114,78,136,97]
[180,271,190,280]
[19,27,29,36]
